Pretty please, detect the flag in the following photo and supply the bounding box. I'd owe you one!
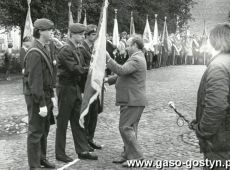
[200,20,209,64]
[23,0,33,38]
[143,15,153,44]
[173,15,182,55]
[112,9,120,47]
[77,0,82,22]
[83,10,87,26]
[130,11,135,36]
[161,17,170,53]
[153,14,159,46]
[79,0,108,128]
[68,2,74,26]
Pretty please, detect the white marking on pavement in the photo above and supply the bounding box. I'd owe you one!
[57,159,80,170]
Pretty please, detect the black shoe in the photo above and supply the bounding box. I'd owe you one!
[112,158,127,164]
[78,151,98,160]
[40,159,55,169]
[89,146,95,152]
[56,155,73,163]
[89,140,102,150]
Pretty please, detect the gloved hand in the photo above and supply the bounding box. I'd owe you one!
[39,106,48,117]
[51,97,57,107]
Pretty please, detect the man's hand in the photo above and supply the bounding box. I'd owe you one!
[39,106,48,117]
[106,52,112,63]
[189,119,197,130]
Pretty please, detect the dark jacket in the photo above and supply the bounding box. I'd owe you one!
[78,40,92,92]
[57,39,88,86]
[23,40,54,107]
[107,51,147,106]
[195,53,230,153]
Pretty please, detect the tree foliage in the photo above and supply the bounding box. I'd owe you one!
[0,0,196,36]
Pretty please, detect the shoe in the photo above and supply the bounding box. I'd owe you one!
[112,158,127,164]
[89,146,94,152]
[78,151,98,160]
[89,140,102,150]
[40,159,55,169]
[56,155,73,163]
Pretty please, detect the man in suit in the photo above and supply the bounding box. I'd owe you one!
[55,23,98,163]
[105,35,147,167]
[79,24,103,150]
[23,18,56,170]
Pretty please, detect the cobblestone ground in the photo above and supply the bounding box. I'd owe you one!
[0,65,206,170]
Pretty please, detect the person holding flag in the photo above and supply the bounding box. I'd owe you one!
[55,23,98,163]
[79,24,103,150]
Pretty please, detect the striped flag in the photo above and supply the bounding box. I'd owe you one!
[112,9,120,47]
[23,0,33,38]
[68,2,74,26]
[79,0,108,128]
[130,11,135,36]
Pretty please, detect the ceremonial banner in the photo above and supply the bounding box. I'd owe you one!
[130,11,135,36]
[23,0,33,38]
[79,0,108,128]
[143,15,153,45]
[112,9,119,47]
[83,11,87,26]
[153,14,159,46]
[161,17,170,53]
[68,2,74,26]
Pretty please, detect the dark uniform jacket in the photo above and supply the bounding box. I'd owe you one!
[107,51,148,106]
[195,53,230,153]
[78,40,92,92]
[23,40,54,107]
[57,39,88,86]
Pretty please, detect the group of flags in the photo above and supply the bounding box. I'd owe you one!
[23,0,209,126]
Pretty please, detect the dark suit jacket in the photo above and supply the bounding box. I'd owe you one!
[23,40,54,107]
[107,51,147,106]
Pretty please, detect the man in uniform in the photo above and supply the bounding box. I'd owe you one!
[79,24,103,150]
[23,18,56,170]
[55,23,98,163]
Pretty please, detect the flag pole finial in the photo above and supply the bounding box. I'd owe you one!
[68,1,71,7]
[165,16,167,21]
[114,9,118,19]
[155,14,158,19]
[146,14,149,20]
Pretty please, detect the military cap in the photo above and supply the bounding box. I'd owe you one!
[34,18,54,30]
[85,24,97,35]
[69,23,86,34]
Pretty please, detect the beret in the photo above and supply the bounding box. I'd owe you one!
[69,23,86,34]
[85,24,97,35]
[34,18,54,30]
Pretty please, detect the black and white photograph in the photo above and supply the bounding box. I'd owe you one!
[0,0,230,169]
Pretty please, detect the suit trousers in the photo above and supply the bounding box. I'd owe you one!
[119,106,145,160]
[25,95,53,168]
[84,97,99,142]
[55,84,90,157]
[203,152,230,170]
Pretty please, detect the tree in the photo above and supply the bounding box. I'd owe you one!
[0,0,196,36]
[0,0,81,40]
